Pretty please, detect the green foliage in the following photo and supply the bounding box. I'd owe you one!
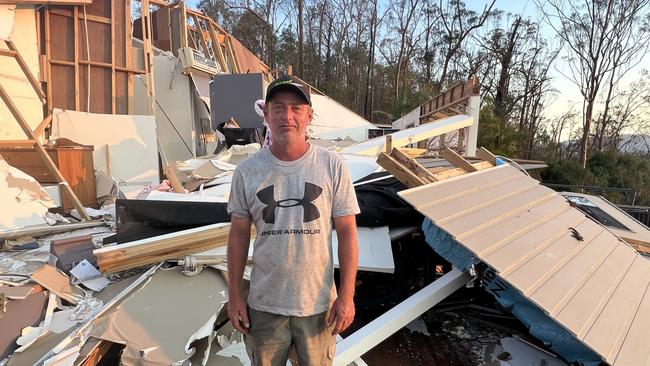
[542,151,650,206]
[477,100,520,157]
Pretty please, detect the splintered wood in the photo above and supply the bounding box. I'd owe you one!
[93,223,256,273]
[377,146,496,188]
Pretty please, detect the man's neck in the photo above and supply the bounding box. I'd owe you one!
[270,141,310,161]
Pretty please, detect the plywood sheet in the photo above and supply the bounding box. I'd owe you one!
[0,5,42,140]
[0,5,15,40]
[51,108,159,188]
[398,164,650,365]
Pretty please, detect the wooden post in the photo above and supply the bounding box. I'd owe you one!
[207,21,228,73]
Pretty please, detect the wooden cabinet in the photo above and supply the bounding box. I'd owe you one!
[0,140,97,210]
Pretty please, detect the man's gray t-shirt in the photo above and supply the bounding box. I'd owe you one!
[228,144,360,316]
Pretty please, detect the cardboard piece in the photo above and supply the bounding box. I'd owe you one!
[0,291,47,360]
[0,156,55,229]
[31,264,85,304]
[90,267,228,365]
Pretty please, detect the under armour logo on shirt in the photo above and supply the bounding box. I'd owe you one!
[257,182,322,224]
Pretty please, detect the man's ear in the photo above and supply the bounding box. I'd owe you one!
[308,107,314,124]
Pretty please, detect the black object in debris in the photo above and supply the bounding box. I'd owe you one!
[114,199,230,243]
[354,173,424,227]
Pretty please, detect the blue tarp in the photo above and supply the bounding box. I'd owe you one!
[422,219,602,365]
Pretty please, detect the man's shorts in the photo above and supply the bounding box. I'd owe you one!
[244,307,336,366]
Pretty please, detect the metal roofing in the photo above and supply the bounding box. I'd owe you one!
[398,164,650,366]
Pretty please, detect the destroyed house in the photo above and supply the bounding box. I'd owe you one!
[2,1,650,365]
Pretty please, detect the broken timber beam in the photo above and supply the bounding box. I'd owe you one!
[441,147,478,172]
[93,223,256,273]
[476,147,497,165]
[334,268,472,365]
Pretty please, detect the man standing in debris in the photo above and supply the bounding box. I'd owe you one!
[227,75,360,365]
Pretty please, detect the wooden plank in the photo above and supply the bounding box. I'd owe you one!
[190,14,210,57]
[398,148,427,158]
[384,135,392,154]
[42,7,53,112]
[225,35,240,73]
[208,21,228,73]
[164,163,186,193]
[74,6,80,111]
[376,152,427,188]
[0,48,17,57]
[476,147,497,165]
[111,0,116,114]
[32,114,53,139]
[4,40,47,101]
[125,0,133,114]
[390,148,436,183]
[0,140,37,148]
[440,147,477,172]
[93,223,255,273]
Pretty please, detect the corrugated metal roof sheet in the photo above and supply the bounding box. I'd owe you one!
[398,164,650,365]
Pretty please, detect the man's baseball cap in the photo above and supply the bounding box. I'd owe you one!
[265,75,312,106]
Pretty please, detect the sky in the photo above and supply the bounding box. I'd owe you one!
[185,0,648,127]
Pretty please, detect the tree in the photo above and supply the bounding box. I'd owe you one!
[437,0,496,88]
[539,0,650,167]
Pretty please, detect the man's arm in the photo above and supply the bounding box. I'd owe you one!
[328,214,358,335]
[227,215,252,334]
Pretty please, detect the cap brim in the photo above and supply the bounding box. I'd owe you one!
[265,84,311,106]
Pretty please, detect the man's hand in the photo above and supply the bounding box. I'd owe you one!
[327,295,355,335]
[228,295,250,334]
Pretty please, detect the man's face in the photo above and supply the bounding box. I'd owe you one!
[264,90,313,146]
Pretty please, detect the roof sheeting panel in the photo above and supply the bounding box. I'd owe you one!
[398,164,650,365]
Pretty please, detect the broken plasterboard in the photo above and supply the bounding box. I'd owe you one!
[0,5,42,140]
[341,114,473,156]
[398,164,650,366]
[333,226,394,273]
[0,156,55,229]
[50,108,159,198]
[90,267,228,365]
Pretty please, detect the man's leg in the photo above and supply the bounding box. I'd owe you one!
[290,312,336,365]
[245,308,292,366]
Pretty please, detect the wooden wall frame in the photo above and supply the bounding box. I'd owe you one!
[42,1,152,115]
[0,40,91,220]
